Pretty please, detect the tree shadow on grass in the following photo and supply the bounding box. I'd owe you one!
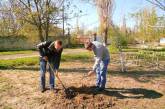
[60,68,165,83]
[0,67,89,73]
[0,66,39,71]
[60,68,89,73]
[67,86,163,99]
[0,66,164,83]
[110,70,165,83]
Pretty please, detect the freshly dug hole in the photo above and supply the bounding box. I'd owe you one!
[64,88,77,99]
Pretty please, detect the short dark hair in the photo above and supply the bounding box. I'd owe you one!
[93,33,97,36]
[85,42,93,49]
[56,40,62,46]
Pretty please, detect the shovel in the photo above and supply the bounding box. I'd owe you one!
[47,62,75,99]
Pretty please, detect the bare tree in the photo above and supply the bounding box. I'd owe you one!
[11,0,64,41]
[95,0,114,45]
[145,0,165,11]
[0,1,18,36]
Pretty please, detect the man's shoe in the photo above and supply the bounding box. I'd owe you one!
[41,88,46,93]
[90,85,99,89]
[94,87,105,92]
[99,87,105,91]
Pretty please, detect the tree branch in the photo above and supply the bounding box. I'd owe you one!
[145,0,165,11]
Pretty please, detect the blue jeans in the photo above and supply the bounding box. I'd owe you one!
[40,58,56,90]
[96,58,110,89]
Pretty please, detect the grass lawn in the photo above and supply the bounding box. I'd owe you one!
[0,50,34,55]
[0,53,92,69]
[0,47,164,69]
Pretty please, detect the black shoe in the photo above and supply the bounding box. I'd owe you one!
[94,87,105,92]
[99,87,105,91]
[41,88,46,93]
[90,85,99,89]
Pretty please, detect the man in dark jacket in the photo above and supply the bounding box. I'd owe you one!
[37,40,63,92]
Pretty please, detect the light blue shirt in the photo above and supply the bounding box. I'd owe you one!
[92,41,110,72]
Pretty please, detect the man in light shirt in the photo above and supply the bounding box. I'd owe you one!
[85,41,110,91]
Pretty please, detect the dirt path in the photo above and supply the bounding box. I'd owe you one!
[0,52,38,60]
[0,48,86,60]
[0,61,165,109]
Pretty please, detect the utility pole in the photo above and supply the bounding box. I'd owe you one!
[76,14,79,35]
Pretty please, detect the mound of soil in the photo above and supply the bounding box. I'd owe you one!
[50,85,116,109]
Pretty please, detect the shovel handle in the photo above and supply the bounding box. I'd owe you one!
[47,62,66,90]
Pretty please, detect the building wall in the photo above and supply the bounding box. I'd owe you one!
[0,36,37,50]
[0,36,68,50]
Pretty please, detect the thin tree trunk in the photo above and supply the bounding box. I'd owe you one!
[45,0,50,41]
[45,18,49,41]
[104,27,108,45]
[34,0,44,41]
[38,25,44,42]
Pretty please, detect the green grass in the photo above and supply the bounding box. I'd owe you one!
[1,48,164,69]
[143,48,165,52]
[108,45,119,54]
[122,47,165,53]
[0,50,34,55]
[0,53,92,69]
[122,48,139,52]
[0,57,38,69]
[108,46,140,53]
[136,50,165,60]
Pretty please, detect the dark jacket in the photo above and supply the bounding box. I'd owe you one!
[37,41,63,69]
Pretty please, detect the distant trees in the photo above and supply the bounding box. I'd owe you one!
[0,0,164,44]
[0,1,18,36]
[0,0,64,42]
[13,0,64,41]
[131,7,165,42]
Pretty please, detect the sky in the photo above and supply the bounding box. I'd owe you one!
[1,0,164,32]
[65,0,164,32]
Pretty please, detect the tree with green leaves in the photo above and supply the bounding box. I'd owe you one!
[131,7,163,42]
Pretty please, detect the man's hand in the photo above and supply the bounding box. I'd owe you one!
[43,56,48,61]
[88,71,95,77]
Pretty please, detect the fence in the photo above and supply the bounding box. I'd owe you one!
[111,50,165,72]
